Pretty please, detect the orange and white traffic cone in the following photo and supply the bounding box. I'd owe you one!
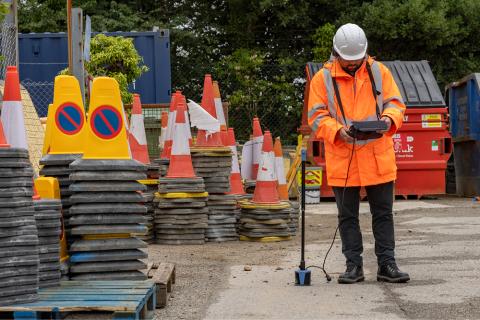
[0,121,10,148]
[274,137,288,200]
[158,111,168,155]
[128,94,150,164]
[213,81,227,131]
[220,127,228,146]
[252,117,263,180]
[226,128,245,195]
[252,131,280,204]
[178,93,193,146]
[1,66,28,149]
[195,74,223,147]
[161,91,180,159]
[166,101,196,178]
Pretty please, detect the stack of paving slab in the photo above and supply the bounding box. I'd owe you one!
[238,200,292,240]
[39,154,80,246]
[68,159,148,280]
[0,148,39,305]
[191,147,238,242]
[206,194,239,242]
[33,199,62,288]
[133,185,156,244]
[155,177,208,245]
[154,158,169,178]
[288,201,300,236]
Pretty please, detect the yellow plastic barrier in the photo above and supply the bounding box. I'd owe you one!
[83,77,131,159]
[43,76,86,155]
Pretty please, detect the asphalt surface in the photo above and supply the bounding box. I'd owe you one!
[149,197,480,320]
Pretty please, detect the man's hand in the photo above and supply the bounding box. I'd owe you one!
[378,116,392,134]
[338,127,354,143]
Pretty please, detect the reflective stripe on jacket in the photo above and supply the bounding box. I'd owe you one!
[307,56,406,187]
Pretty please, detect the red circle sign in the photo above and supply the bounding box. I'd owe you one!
[90,105,123,139]
[54,102,84,135]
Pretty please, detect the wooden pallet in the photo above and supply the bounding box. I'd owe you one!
[0,280,156,320]
[146,262,176,308]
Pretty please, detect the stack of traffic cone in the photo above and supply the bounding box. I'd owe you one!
[195,75,223,147]
[155,101,208,245]
[190,76,232,193]
[0,120,40,305]
[128,94,150,165]
[238,131,292,242]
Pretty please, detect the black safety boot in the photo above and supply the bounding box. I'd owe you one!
[338,265,364,284]
[377,262,410,283]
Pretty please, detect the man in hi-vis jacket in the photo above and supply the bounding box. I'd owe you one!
[308,23,410,284]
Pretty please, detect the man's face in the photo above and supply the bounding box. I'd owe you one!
[338,56,365,75]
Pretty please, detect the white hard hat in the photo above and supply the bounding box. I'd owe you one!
[333,23,368,61]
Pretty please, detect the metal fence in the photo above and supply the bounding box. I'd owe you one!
[0,22,17,80]
[20,79,53,117]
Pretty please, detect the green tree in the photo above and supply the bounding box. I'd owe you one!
[87,34,148,103]
[215,49,302,143]
[312,23,336,62]
[340,0,480,87]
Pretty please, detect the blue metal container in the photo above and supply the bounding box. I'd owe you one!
[453,140,480,196]
[18,30,171,116]
[446,74,480,141]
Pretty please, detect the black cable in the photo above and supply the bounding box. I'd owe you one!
[307,136,356,281]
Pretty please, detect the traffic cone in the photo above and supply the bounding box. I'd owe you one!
[226,128,245,195]
[213,81,227,130]
[220,127,228,146]
[274,137,288,200]
[178,93,193,146]
[1,66,28,149]
[252,117,263,180]
[128,94,150,164]
[166,101,196,178]
[158,111,168,155]
[161,91,179,159]
[195,74,223,147]
[252,131,280,204]
[0,121,10,147]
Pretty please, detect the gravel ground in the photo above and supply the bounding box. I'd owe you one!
[64,196,480,319]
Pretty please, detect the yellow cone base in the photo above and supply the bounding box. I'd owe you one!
[155,192,209,199]
[238,199,291,209]
[239,235,292,242]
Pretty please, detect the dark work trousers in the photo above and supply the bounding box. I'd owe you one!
[332,181,395,267]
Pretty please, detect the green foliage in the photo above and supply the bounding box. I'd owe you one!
[87,34,148,103]
[312,23,336,62]
[17,0,480,141]
[59,34,148,104]
[215,49,302,143]
[341,0,480,87]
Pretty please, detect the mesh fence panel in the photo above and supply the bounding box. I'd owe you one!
[20,79,53,118]
[0,22,17,80]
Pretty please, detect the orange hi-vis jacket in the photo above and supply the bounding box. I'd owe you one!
[308,56,406,187]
